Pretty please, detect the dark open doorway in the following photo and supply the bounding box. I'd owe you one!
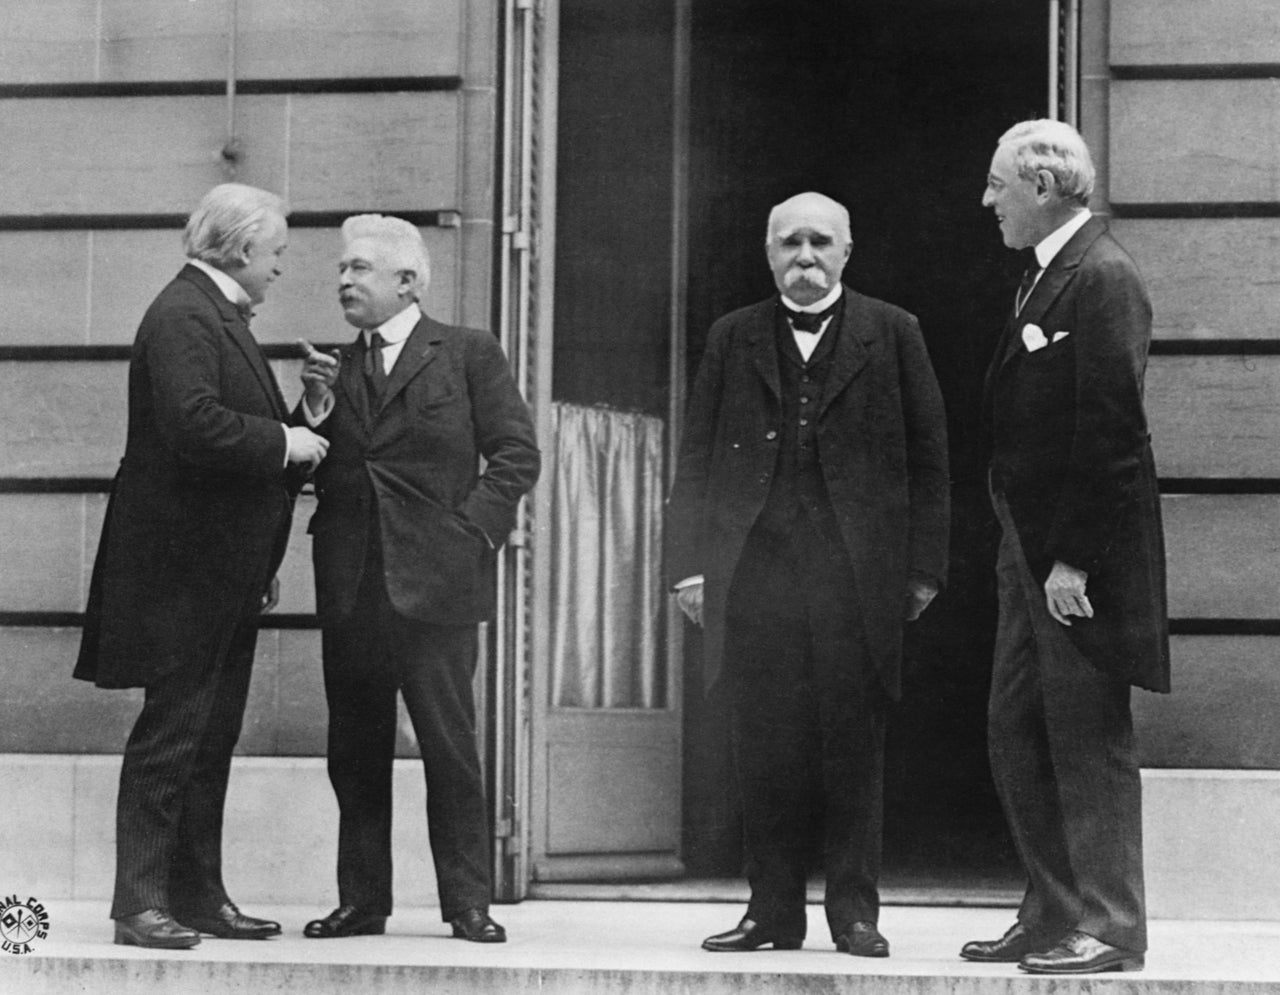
[678,0,1048,892]
[547,0,1048,897]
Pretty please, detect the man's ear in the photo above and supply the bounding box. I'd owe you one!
[1034,168,1058,203]
[397,268,417,296]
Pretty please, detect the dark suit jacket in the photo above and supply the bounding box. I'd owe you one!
[306,314,540,625]
[75,265,294,689]
[666,289,950,696]
[983,215,1170,692]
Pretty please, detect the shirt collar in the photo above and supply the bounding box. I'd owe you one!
[188,258,252,308]
[1034,209,1091,270]
[364,303,421,346]
[782,283,843,315]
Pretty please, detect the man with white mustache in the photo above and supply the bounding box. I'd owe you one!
[667,191,950,958]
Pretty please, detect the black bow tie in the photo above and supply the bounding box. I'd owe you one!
[785,303,836,334]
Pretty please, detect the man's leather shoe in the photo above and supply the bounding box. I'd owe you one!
[836,921,889,957]
[175,901,281,939]
[450,908,506,943]
[303,905,387,939]
[1018,930,1144,974]
[960,921,1058,962]
[113,909,200,949]
[701,918,803,952]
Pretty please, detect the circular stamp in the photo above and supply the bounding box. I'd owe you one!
[1,896,49,954]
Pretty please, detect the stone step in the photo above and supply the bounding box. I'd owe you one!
[4,902,1280,995]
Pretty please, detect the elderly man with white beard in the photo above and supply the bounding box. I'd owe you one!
[666,191,950,957]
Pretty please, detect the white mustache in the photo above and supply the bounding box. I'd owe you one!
[785,268,829,288]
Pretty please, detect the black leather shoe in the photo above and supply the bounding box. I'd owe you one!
[174,901,281,939]
[960,921,1059,962]
[836,921,889,958]
[701,918,804,952]
[1019,930,1144,974]
[114,909,201,949]
[450,908,506,943]
[303,905,387,939]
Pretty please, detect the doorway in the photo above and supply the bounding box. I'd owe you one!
[535,0,1049,896]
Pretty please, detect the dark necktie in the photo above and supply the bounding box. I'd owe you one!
[1016,261,1042,313]
[363,330,388,401]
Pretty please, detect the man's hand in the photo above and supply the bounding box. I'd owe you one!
[286,426,329,471]
[904,577,938,622]
[261,575,280,614]
[676,582,704,627]
[1045,560,1092,626]
[298,338,340,408]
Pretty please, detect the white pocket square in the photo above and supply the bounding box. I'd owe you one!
[1052,330,1070,343]
[1021,323,1048,352]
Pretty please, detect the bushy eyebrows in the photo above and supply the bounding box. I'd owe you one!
[776,228,836,242]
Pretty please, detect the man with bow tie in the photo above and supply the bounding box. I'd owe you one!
[75,183,329,948]
[666,191,949,957]
[296,215,539,945]
[963,119,1169,975]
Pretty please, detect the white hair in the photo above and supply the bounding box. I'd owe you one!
[997,119,1096,206]
[341,213,431,300]
[183,183,287,267]
[765,191,852,244]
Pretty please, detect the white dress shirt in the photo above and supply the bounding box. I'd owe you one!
[304,303,422,424]
[782,283,844,362]
[1025,209,1092,300]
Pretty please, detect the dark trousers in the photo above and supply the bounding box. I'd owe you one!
[321,548,491,920]
[725,514,887,941]
[989,493,1147,952]
[112,617,257,919]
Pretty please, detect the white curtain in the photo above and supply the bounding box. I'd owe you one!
[550,402,666,709]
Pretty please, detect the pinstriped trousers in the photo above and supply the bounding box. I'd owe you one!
[110,615,258,919]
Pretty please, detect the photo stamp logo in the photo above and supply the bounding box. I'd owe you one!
[1,895,49,954]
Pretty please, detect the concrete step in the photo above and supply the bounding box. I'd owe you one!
[2,901,1279,994]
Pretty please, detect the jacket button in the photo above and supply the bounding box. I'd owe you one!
[759,474,769,484]
[799,418,809,426]
[800,396,810,404]
[766,430,777,440]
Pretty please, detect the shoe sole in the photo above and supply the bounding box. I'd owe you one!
[702,939,803,952]
[1019,957,1145,975]
[114,932,200,950]
[304,921,387,939]
[188,928,282,939]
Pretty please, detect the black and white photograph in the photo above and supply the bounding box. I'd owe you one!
[1,1,1279,992]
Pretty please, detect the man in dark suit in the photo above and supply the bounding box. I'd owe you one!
[960,119,1169,975]
[666,192,950,957]
[75,183,330,948]
[297,214,539,944]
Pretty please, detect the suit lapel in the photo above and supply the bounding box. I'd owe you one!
[376,314,441,415]
[997,215,1108,371]
[815,288,870,421]
[748,304,781,402]
[181,265,287,420]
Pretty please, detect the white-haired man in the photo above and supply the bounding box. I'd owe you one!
[961,119,1168,974]
[76,183,329,948]
[666,192,949,957]
[297,215,539,943]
